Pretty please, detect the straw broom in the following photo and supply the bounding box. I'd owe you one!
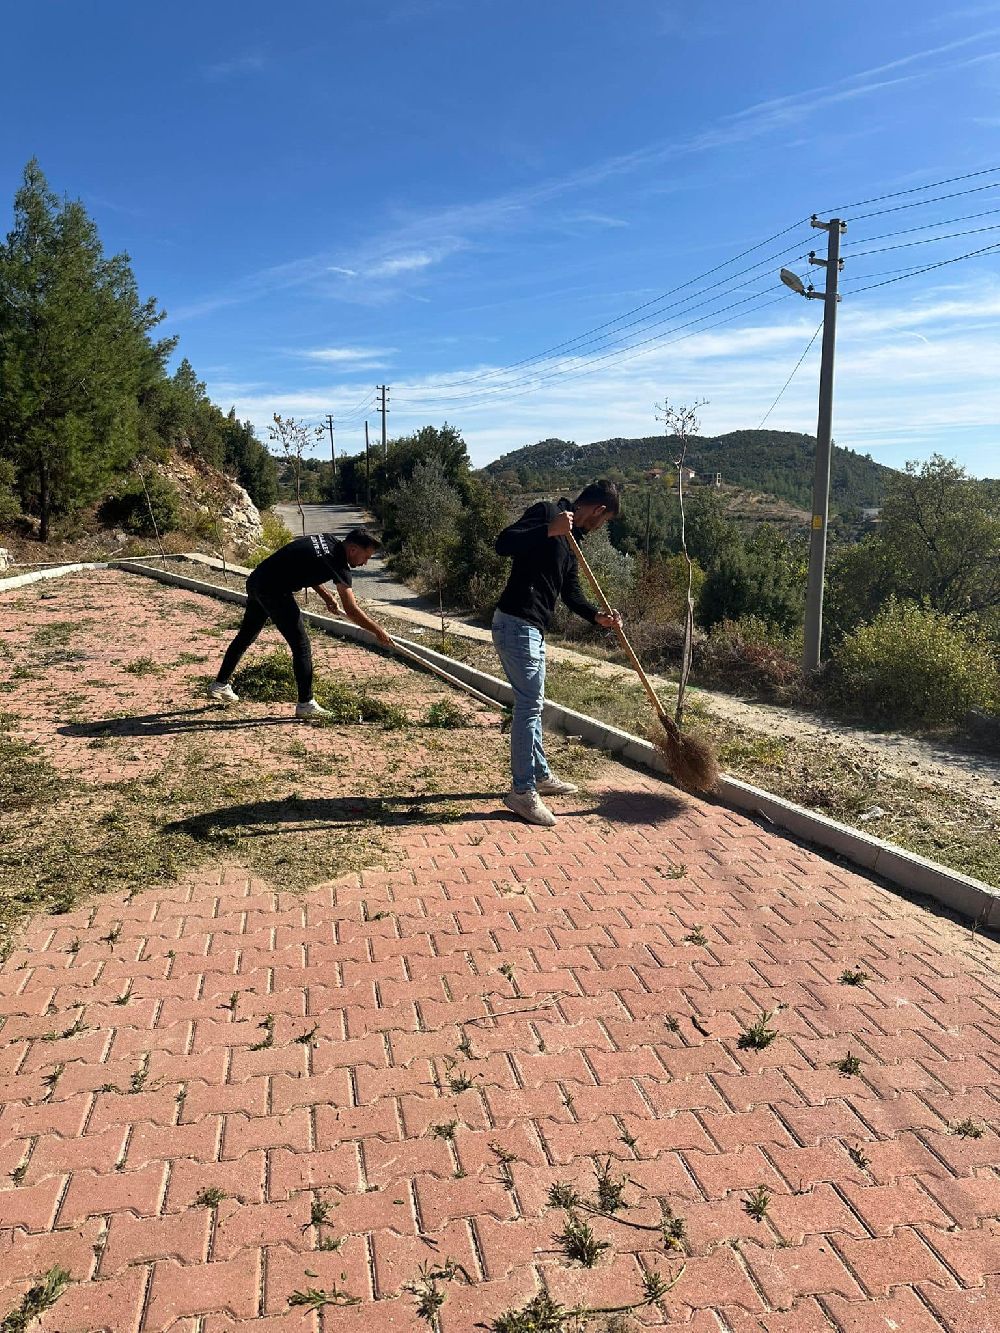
[566,531,718,793]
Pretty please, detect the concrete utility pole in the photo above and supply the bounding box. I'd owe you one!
[325,414,336,478]
[376,385,389,460]
[801,215,846,673]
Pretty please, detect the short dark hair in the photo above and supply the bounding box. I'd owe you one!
[345,526,381,551]
[574,479,621,515]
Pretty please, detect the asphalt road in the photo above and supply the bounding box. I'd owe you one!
[273,503,427,607]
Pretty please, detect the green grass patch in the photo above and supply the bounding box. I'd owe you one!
[233,651,408,727]
[425,699,467,729]
[0,739,392,958]
[0,716,62,816]
[717,734,788,770]
[123,656,160,676]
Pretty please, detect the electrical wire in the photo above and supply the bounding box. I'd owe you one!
[823,165,1000,215]
[844,221,1000,260]
[335,388,377,421]
[843,179,1000,224]
[849,240,1000,293]
[397,218,816,395]
[381,168,1000,428]
[757,321,823,428]
[394,290,793,416]
[402,264,805,410]
[844,205,1000,247]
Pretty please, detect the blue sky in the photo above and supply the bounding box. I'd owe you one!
[3,0,1000,476]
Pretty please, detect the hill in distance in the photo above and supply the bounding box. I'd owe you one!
[483,429,897,515]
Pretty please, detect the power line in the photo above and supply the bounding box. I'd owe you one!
[850,239,1000,293]
[825,164,1000,214]
[845,179,1000,224]
[401,249,818,411]
[395,290,793,415]
[400,218,816,395]
[845,204,1000,247]
[844,221,1000,259]
[757,321,823,428]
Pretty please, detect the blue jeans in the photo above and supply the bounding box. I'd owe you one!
[492,609,552,794]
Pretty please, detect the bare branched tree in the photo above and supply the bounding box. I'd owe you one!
[654,399,708,726]
[269,414,323,537]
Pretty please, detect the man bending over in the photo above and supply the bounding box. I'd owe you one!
[210,527,394,717]
[493,480,622,826]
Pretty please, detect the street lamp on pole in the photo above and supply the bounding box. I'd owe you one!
[778,216,846,672]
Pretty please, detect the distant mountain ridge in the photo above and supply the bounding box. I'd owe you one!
[483,429,898,513]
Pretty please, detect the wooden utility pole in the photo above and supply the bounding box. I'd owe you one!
[376,385,389,459]
[364,420,372,508]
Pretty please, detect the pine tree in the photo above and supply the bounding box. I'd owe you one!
[0,160,174,538]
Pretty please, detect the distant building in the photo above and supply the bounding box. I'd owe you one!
[860,506,882,523]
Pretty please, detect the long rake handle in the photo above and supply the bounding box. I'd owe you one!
[389,637,503,710]
[565,530,671,725]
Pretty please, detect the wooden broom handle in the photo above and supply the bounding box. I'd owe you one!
[565,530,668,723]
[389,639,502,710]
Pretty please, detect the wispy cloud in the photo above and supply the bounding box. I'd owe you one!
[567,212,630,229]
[297,345,395,367]
[203,54,267,80]
[368,252,437,277]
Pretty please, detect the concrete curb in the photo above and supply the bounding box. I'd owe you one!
[0,562,110,592]
[11,556,999,928]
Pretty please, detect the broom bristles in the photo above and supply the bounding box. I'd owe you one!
[653,713,719,793]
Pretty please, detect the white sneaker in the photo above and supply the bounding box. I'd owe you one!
[503,789,557,827]
[295,699,329,719]
[536,775,579,796]
[209,681,239,703]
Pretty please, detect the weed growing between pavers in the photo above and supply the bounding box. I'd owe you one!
[737,1010,780,1050]
[405,1260,472,1324]
[742,1185,772,1222]
[288,1284,361,1310]
[490,1267,682,1333]
[0,1265,71,1333]
[839,966,870,985]
[848,1145,871,1171]
[123,656,160,676]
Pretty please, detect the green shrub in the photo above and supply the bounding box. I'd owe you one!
[695,616,808,703]
[249,511,294,567]
[829,599,1000,727]
[0,458,21,528]
[698,542,803,632]
[100,470,181,536]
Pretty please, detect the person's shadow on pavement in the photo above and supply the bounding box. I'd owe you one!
[59,707,293,738]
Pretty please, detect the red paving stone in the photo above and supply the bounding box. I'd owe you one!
[1,570,999,1331]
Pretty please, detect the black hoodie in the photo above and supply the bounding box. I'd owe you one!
[494,498,599,634]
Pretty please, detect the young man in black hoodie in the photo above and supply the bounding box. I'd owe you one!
[493,480,623,826]
[210,527,394,717]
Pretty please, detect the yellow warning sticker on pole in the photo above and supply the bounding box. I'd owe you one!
[812,515,824,529]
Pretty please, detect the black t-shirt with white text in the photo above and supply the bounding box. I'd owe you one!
[250,534,353,594]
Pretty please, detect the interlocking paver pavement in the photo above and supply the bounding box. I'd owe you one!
[1,572,999,1331]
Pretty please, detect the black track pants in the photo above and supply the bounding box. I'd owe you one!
[217,580,314,703]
